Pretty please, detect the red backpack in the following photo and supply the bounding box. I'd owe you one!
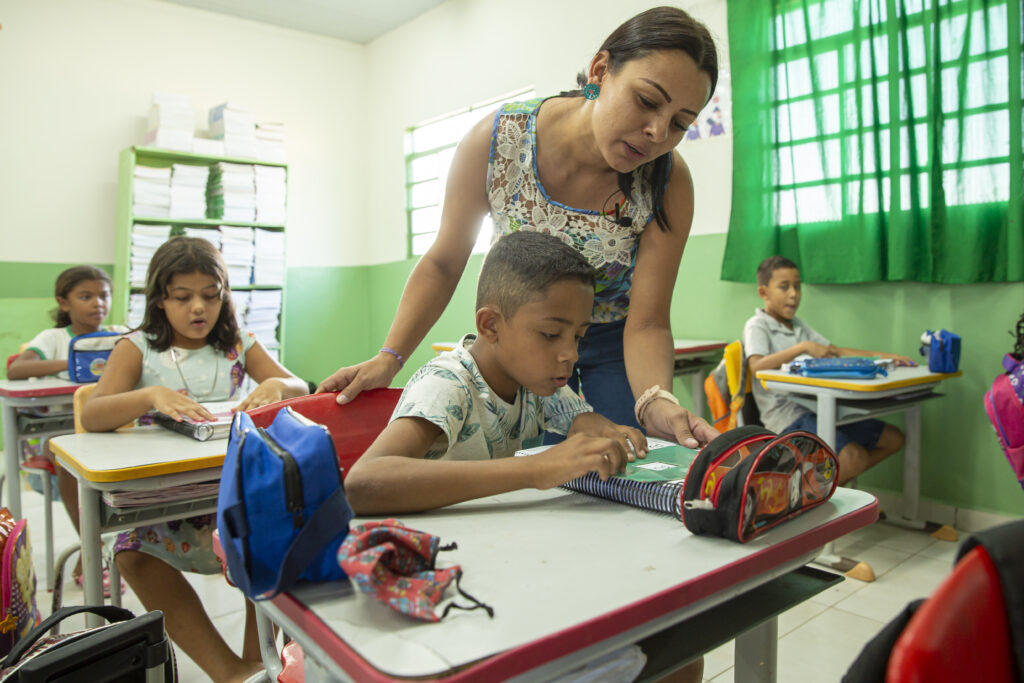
[984,354,1024,492]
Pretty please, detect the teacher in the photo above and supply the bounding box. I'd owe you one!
[320,6,720,448]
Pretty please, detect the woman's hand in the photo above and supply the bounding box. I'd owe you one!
[570,412,648,460]
[148,386,215,422]
[235,378,286,412]
[641,399,718,449]
[316,353,401,405]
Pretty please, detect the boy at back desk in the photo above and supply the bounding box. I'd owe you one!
[744,256,913,485]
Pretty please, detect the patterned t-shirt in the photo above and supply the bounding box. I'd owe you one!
[392,334,592,460]
[125,330,257,401]
[486,97,657,323]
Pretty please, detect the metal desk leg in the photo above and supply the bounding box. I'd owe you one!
[3,402,22,520]
[885,404,927,531]
[41,471,53,591]
[78,479,104,625]
[691,368,706,421]
[735,616,777,683]
[255,605,283,680]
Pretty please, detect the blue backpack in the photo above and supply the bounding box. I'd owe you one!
[920,329,961,373]
[217,408,353,600]
[67,331,123,382]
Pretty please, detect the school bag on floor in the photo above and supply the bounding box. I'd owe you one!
[217,407,354,600]
[0,509,39,659]
[984,354,1024,492]
[67,331,123,383]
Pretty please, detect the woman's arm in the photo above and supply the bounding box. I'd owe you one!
[234,341,309,411]
[623,152,717,447]
[317,113,496,403]
[6,350,66,379]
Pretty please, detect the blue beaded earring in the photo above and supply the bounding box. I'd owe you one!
[583,83,600,100]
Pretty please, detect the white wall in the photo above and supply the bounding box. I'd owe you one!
[361,0,733,265]
[0,0,367,267]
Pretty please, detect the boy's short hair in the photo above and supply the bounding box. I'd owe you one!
[476,231,596,317]
[756,255,800,286]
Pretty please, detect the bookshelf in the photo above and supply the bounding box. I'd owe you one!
[113,145,288,356]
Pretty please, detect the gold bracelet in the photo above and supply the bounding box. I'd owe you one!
[634,385,680,428]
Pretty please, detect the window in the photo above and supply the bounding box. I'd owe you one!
[404,88,536,257]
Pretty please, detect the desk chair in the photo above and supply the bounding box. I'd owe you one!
[705,341,761,431]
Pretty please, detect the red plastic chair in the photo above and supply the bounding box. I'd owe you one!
[246,388,402,479]
[886,545,1015,683]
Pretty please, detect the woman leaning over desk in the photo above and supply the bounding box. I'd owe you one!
[320,6,720,449]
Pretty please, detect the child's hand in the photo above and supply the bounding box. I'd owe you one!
[234,378,285,412]
[885,353,916,367]
[570,412,647,460]
[149,386,215,422]
[530,434,629,489]
[803,341,834,358]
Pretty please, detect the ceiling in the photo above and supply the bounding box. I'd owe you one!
[159,0,449,44]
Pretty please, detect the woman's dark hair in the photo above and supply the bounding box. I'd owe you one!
[140,236,239,353]
[567,6,719,232]
[1013,311,1024,360]
[53,266,112,327]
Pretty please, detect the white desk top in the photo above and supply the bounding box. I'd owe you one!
[268,486,876,679]
[757,365,961,393]
[50,428,225,483]
[0,378,82,399]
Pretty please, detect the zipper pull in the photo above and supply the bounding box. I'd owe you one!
[684,499,716,511]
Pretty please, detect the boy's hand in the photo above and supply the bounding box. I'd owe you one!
[803,341,835,358]
[884,353,916,367]
[570,412,648,460]
[148,386,215,422]
[641,400,717,449]
[235,378,285,412]
[530,434,628,489]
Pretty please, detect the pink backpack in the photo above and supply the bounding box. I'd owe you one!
[984,354,1024,491]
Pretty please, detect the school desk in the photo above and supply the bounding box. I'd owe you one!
[756,365,961,576]
[0,378,81,521]
[431,339,728,419]
[235,486,876,683]
[49,429,223,625]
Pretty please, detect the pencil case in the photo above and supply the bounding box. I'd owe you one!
[682,425,839,542]
[787,357,887,379]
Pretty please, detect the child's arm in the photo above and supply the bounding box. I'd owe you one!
[747,340,834,374]
[831,346,916,366]
[233,342,309,411]
[344,417,629,515]
[81,341,214,431]
[568,411,649,460]
[6,350,67,380]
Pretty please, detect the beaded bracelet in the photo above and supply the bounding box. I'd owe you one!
[379,347,405,369]
[634,385,680,428]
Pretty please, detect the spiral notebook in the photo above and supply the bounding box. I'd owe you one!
[515,438,698,520]
[150,401,237,441]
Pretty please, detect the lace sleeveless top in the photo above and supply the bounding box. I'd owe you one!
[486,97,656,323]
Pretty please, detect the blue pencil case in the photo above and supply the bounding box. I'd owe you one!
[787,357,887,379]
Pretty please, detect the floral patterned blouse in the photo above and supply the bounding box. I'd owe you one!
[486,97,657,323]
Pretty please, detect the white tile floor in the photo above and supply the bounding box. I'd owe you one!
[15,482,967,683]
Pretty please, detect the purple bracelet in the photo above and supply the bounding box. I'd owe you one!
[379,347,405,369]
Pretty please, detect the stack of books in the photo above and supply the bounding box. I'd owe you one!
[207,162,256,222]
[144,92,194,152]
[170,164,209,219]
[247,289,283,351]
[255,122,287,163]
[219,226,255,287]
[130,224,173,287]
[253,229,285,286]
[132,165,172,217]
[128,293,147,328]
[209,103,257,159]
[254,165,287,225]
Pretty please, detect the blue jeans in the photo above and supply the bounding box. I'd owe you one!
[782,413,884,453]
[545,319,639,444]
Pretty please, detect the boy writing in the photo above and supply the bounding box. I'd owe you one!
[345,230,648,515]
[744,256,912,485]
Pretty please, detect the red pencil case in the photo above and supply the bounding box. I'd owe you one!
[682,425,839,542]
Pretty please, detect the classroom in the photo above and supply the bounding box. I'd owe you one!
[1,0,1022,681]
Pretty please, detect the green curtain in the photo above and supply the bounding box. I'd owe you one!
[722,0,1023,283]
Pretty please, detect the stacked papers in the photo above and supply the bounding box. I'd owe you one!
[128,293,147,328]
[255,122,287,163]
[132,165,171,217]
[253,229,285,286]
[207,162,256,222]
[209,103,257,159]
[170,164,209,219]
[183,227,221,250]
[254,165,287,225]
[219,226,254,287]
[247,289,283,350]
[130,224,173,287]
[144,92,194,152]
[230,290,251,327]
